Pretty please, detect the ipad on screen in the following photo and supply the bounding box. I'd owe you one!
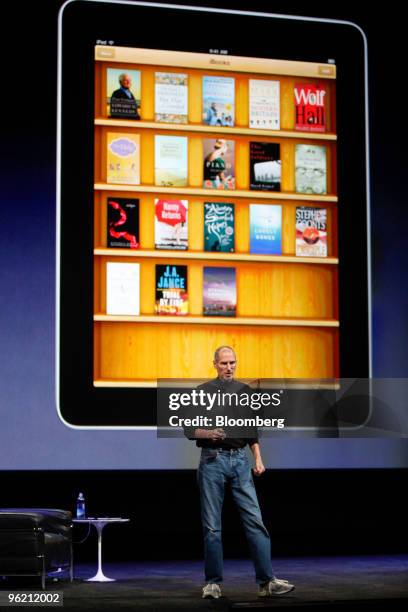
[57,1,370,427]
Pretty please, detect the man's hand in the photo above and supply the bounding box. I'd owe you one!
[249,442,266,476]
[252,458,266,476]
[208,427,226,441]
[194,427,226,441]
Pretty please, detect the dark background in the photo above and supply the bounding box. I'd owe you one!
[1,0,407,561]
[2,469,407,560]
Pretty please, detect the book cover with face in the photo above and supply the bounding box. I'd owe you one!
[295,206,327,257]
[107,68,141,120]
[203,139,235,190]
[295,144,327,194]
[202,76,235,127]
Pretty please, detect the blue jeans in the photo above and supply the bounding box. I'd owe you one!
[197,447,275,584]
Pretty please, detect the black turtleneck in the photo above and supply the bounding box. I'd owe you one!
[184,378,259,449]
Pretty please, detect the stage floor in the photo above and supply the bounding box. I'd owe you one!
[2,556,408,609]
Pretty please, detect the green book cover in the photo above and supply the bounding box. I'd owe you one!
[204,202,234,252]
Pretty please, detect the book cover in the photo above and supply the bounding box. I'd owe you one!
[107,68,141,120]
[249,204,282,255]
[155,199,188,250]
[202,76,235,126]
[155,264,188,315]
[203,138,235,190]
[204,202,234,252]
[155,135,188,187]
[107,197,140,249]
[106,262,140,315]
[294,83,326,132]
[295,144,327,194]
[155,72,188,124]
[249,79,280,130]
[296,207,327,257]
[107,132,140,185]
[203,267,236,317]
[250,142,281,191]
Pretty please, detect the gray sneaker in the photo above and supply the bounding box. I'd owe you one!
[258,578,295,597]
[202,583,222,599]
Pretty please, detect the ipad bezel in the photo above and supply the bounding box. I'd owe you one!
[57,0,371,428]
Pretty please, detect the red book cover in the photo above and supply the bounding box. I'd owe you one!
[155,199,188,250]
[107,198,139,249]
[294,84,326,132]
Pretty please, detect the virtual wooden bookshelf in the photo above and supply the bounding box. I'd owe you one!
[94,47,339,386]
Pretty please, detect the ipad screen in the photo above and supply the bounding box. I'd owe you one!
[58,2,369,425]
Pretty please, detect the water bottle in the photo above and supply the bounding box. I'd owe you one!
[76,492,86,519]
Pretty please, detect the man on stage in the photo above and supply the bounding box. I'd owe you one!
[187,345,295,599]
